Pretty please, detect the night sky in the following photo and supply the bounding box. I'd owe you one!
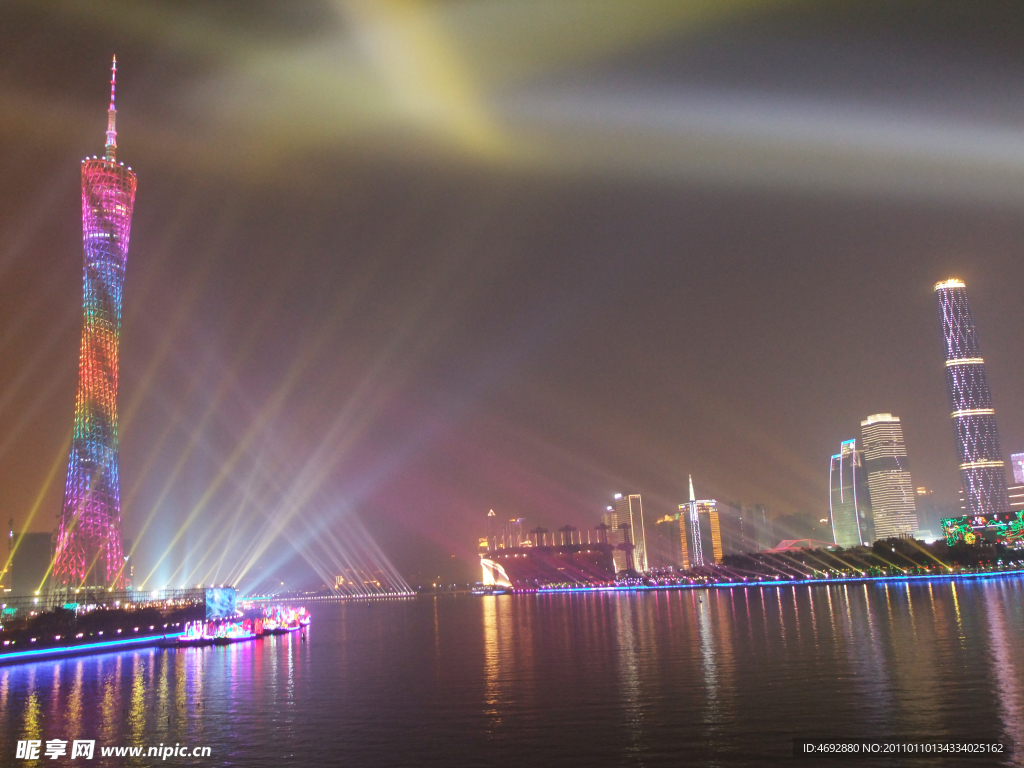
[4,1,1024,587]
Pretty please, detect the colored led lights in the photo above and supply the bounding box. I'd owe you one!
[52,58,135,590]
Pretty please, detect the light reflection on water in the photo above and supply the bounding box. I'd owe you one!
[1,580,1023,766]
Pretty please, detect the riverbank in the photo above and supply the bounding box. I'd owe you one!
[525,565,1024,594]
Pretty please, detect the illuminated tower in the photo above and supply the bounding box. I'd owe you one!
[829,439,874,547]
[934,279,1008,519]
[52,58,135,590]
[860,414,918,538]
[681,477,723,566]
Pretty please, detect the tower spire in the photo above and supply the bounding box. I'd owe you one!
[104,55,117,161]
[688,475,695,502]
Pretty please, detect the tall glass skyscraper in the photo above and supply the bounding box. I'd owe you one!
[934,279,1009,518]
[53,59,134,590]
[829,439,874,547]
[860,414,918,538]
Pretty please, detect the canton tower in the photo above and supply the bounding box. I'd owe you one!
[934,279,1009,519]
[52,58,135,590]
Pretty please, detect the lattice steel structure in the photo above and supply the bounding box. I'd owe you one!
[53,58,135,590]
[934,279,1008,519]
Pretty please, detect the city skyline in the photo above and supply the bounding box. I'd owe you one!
[6,5,1024,586]
[6,7,1024,766]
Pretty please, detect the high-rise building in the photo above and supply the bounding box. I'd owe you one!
[601,507,624,571]
[746,504,775,551]
[934,279,1009,518]
[829,439,874,547]
[680,477,723,566]
[502,518,524,549]
[860,414,918,538]
[650,515,689,569]
[716,501,748,555]
[1012,453,1024,485]
[958,484,1024,514]
[53,59,134,590]
[915,487,947,539]
[608,493,646,572]
[486,509,498,550]
[1010,485,1024,511]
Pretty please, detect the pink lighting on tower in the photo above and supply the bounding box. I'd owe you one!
[52,57,135,590]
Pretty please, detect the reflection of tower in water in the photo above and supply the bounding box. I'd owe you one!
[983,585,1024,750]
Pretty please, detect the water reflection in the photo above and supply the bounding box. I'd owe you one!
[695,594,717,711]
[481,595,501,722]
[984,585,1023,749]
[614,594,645,759]
[0,584,1022,766]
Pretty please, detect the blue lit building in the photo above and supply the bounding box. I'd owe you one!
[829,439,874,547]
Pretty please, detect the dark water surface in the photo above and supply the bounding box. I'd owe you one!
[3,578,1024,766]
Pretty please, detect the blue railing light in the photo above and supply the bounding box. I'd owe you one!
[0,632,184,663]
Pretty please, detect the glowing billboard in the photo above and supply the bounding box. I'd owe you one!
[941,511,1024,546]
[205,588,238,619]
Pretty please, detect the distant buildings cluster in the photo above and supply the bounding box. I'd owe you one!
[828,414,918,547]
[648,477,774,571]
[479,476,777,587]
[828,279,1024,549]
[480,278,1024,589]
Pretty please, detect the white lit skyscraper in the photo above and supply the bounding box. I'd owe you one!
[935,279,1009,518]
[860,414,918,538]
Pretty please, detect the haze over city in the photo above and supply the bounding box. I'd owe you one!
[9,4,1024,767]
[5,1,1024,588]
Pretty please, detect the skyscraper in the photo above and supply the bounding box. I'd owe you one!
[934,279,1009,518]
[681,477,723,566]
[746,504,775,551]
[715,501,748,555]
[650,515,689,569]
[52,59,134,590]
[616,494,646,572]
[502,517,524,548]
[860,414,918,538]
[603,494,646,572]
[486,509,497,550]
[829,439,874,547]
[601,507,624,571]
[1011,453,1024,485]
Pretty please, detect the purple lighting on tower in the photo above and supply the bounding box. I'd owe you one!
[52,57,135,590]
[934,279,1008,519]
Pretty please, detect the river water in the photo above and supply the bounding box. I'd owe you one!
[2,577,1024,766]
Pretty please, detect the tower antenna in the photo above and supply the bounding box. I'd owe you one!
[105,55,117,161]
